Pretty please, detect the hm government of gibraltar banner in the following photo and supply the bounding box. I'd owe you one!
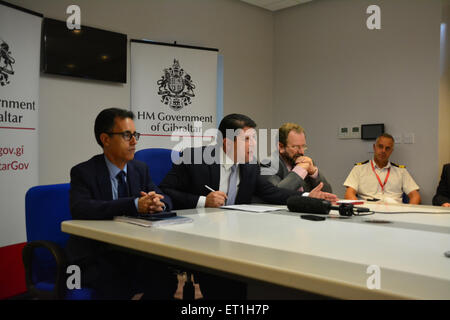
[130,40,218,151]
[0,2,42,246]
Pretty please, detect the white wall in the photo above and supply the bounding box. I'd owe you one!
[273,0,443,203]
[6,0,274,184]
[4,0,446,204]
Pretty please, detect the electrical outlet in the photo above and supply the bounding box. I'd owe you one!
[338,126,350,139]
[350,125,361,139]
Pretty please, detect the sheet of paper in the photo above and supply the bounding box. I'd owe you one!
[361,203,450,214]
[114,215,193,227]
[220,204,286,213]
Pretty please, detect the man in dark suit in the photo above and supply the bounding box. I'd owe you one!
[160,114,337,210]
[159,113,337,299]
[67,108,173,299]
[433,164,450,207]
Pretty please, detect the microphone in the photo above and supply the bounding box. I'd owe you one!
[287,196,372,216]
[287,196,332,214]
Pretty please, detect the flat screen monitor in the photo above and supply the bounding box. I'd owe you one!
[361,124,384,140]
[42,18,127,83]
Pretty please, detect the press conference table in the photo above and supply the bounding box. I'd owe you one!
[61,203,450,300]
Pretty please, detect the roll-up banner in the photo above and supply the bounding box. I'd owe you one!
[130,40,218,151]
[0,2,41,247]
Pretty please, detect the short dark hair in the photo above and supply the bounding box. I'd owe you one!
[376,133,395,144]
[94,108,134,147]
[218,113,257,140]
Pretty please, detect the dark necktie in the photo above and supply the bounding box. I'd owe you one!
[116,171,128,198]
[226,165,238,205]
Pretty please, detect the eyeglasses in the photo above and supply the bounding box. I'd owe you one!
[286,144,308,151]
[107,131,141,141]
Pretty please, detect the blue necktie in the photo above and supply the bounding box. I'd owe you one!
[226,165,238,205]
[116,171,128,198]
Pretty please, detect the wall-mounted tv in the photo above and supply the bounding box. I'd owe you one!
[361,123,384,140]
[42,18,127,83]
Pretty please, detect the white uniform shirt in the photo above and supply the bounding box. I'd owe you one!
[343,159,419,203]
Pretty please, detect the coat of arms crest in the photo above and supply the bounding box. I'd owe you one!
[0,40,15,87]
[157,59,195,110]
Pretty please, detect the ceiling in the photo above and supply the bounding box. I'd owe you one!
[239,0,313,12]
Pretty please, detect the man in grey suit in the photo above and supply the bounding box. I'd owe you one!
[261,123,332,193]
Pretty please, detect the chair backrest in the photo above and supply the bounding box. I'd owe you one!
[24,183,95,299]
[402,192,409,204]
[134,148,178,185]
[25,183,71,248]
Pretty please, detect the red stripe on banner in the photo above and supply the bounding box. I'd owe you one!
[0,243,27,299]
[0,127,36,130]
[141,134,214,138]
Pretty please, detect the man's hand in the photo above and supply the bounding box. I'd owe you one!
[205,191,228,208]
[138,191,165,213]
[442,203,450,207]
[295,156,317,175]
[309,182,339,202]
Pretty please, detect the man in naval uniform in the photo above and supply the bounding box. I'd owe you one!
[343,133,421,204]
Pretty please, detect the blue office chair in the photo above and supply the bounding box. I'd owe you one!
[134,148,201,298]
[402,192,410,204]
[134,148,179,185]
[22,183,94,300]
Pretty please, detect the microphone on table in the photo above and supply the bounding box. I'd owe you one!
[287,196,371,216]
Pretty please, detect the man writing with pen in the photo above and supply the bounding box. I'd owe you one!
[159,113,338,299]
[160,113,338,209]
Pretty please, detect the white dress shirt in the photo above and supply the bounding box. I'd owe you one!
[197,148,240,208]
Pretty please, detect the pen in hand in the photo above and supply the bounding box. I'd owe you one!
[204,185,228,207]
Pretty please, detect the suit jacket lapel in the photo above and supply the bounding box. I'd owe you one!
[206,146,220,191]
[278,157,289,177]
[235,163,250,203]
[127,161,140,197]
[95,155,113,201]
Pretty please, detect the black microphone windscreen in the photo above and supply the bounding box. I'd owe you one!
[287,196,332,215]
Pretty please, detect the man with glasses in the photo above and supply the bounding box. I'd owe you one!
[261,122,332,193]
[160,114,337,299]
[161,115,336,210]
[67,108,173,299]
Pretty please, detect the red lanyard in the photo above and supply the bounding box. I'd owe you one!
[371,160,391,191]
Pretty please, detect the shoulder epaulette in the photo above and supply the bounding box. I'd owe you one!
[354,160,369,166]
[391,162,405,168]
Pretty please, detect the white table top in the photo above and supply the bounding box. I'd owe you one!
[61,203,450,300]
